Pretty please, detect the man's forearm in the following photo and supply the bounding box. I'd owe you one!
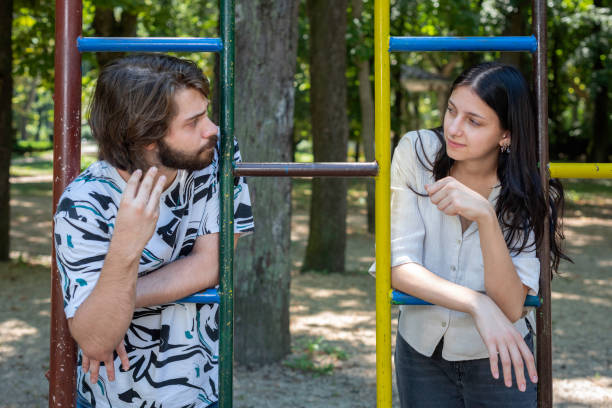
[68,240,140,361]
[135,233,221,308]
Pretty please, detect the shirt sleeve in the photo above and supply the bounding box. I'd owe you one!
[369,133,426,275]
[509,230,541,294]
[53,202,112,319]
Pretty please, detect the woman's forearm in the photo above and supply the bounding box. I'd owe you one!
[477,210,528,322]
[391,262,484,316]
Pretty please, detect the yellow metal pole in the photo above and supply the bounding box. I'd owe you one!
[549,163,612,179]
[374,0,392,407]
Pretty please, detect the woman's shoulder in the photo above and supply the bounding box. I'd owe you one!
[395,128,442,166]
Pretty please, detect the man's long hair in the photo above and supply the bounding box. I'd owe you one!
[89,54,210,173]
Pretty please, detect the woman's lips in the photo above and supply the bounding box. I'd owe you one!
[446,139,465,149]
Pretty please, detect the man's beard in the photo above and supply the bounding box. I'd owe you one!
[157,138,217,171]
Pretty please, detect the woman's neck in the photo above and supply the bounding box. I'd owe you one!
[450,156,499,198]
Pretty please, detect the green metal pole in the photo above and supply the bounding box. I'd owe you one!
[219,0,235,406]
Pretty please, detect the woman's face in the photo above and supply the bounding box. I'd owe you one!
[443,85,509,164]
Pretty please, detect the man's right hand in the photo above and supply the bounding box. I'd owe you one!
[113,167,166,254]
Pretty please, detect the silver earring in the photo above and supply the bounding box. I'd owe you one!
[501,144,510,154]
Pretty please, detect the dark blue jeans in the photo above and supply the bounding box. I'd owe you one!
[395,332,537,408]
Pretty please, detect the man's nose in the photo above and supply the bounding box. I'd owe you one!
[201,117,218,140]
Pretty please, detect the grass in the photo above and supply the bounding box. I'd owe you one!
[282,336,348,375]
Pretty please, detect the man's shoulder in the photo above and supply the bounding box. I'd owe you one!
[55,161,123,221]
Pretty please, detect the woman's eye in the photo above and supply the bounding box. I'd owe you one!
[469,119,480,126]
[446,106,454,113]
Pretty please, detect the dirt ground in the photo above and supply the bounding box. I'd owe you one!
[0,175,610,407]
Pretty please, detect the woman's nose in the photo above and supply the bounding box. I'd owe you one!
[447,116,463,136]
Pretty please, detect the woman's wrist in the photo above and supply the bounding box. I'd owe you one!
[476,203,497,226]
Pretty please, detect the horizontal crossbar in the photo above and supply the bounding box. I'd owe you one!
[549,162,612,179]
[234,162,379,177]
[391,290,541,307]
[178,288,220,304]
[389,36,537,52]
[77,37,223,53]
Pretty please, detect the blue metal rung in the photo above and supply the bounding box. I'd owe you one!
[389,36,537,52]
[391,290,541,307]
[178,288,220,304]
[78,37,223,53]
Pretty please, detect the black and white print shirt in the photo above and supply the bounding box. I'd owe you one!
[54,139,254,408]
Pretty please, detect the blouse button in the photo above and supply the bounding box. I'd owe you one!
[441,321,447,327]
[450,265,457,271]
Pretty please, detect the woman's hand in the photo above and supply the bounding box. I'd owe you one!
[425,177,494,223]
[471,294,538,391]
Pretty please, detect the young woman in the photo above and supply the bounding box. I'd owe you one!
[386,62,568,407]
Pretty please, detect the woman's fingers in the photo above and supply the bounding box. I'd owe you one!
[508,342,526,391]
[487,344,500,380]
[518,336,538,384]
[498,344,513,388]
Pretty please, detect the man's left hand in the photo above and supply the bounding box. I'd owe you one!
[82,340,130,383]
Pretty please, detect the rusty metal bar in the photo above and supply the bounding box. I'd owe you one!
[533,1,552,407]
[50,0,82,407]
[233,162,379,177]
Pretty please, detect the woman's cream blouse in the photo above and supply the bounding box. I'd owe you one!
[371,130,540,361]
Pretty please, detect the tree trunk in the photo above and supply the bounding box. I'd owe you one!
[499,0,530,75]
[302,0,349,273]
[93,6,137,68]
[233,0,299,366]
[0,0,13,260]
[352,0,375,233]
[589,0,609,162]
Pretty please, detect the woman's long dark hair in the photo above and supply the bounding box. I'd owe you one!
[414,62,570,276]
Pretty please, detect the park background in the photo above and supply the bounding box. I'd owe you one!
[0,0,610,406]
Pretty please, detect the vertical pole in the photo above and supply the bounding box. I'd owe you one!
[51,0,82,406]
[533,1,552,407]
[219,0,235,407]
[374,1,392,407]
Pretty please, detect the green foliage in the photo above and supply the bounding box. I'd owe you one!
[12,139,53,155]
[283,336,348,375]
[10,0,610,160]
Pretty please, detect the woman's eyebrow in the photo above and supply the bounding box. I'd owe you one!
[448,99,486,119]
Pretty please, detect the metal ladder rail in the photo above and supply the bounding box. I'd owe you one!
[374,0,552,407]
[50,0,232,406]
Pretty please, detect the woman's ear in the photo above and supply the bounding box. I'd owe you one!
[499,131,511,148]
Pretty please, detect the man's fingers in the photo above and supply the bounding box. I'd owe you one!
[508,343,526,392]
[117,341,130,372]
[145,175,166,215]
[104,356,116,382]
[82,354,90,374]
[135,167,158,202]
[89,360,100,384]
[498,345,513,388]
[124,169,143,199]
